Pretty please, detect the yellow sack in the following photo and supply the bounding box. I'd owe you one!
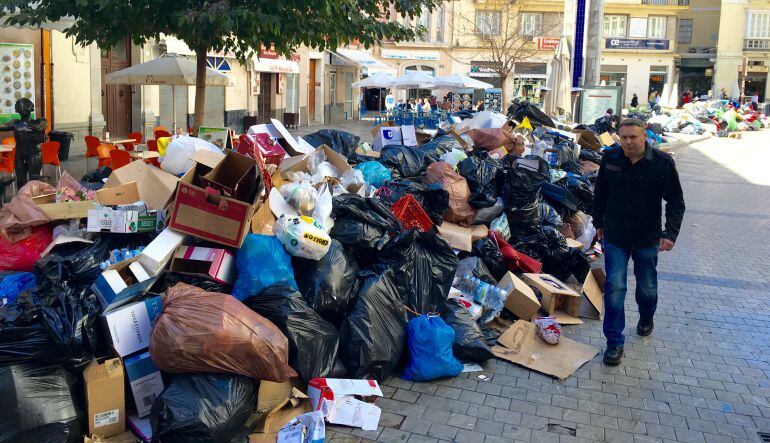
[157,136,172,157]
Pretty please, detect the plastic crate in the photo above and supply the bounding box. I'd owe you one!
[391,194,433,233]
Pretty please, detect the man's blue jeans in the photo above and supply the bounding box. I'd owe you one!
[603,240,659,348]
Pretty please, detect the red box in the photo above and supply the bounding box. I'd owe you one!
[391,194,433,233]
[238,133,286,167]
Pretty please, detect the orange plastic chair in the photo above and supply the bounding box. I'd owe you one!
[154,129,171,139]
[1,136,14,146]
[84,135,101,170]
[128,132,143,144]
[97,143,116,168]
[110,149,131,170]
[146,139,161,167]
[153,125,168,133]
[121,141,135,151]
[40,141,61,181]
[0,147,16,196]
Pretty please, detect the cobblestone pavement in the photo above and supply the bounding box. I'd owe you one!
[327,131,770,443]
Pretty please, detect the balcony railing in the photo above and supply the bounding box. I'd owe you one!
[641,0,689,5]
[745,39,770,50]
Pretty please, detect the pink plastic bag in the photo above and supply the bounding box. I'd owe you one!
[0,181,52,242]
[0,226,53,272]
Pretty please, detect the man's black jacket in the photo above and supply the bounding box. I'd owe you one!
[593,144,685,248]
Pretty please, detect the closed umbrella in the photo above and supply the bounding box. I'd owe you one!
[106,53,233,132]
[544,37,572,117]
[668,82,679,108]
[432,74,493,89]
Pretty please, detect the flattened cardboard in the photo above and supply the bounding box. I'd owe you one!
[255,385,311,434]
[307,378,383,430]
[104,160,180,211]
[270,118,306,156]
[522,273,583,324]
[497,272,541,320]
[566,238,584,249]
[96,182,141,206]
[491,320,598,380]
[84,431,138,443]
[251,199,276,235]
[579,268,605,320]
[36,200,95,220]
[84,358,126,438]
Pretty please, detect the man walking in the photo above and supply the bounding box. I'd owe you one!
[593,119,685,366]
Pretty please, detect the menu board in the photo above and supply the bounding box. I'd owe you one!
[579,87,622,124]
[0,43,35,123]
[449,89,473,111]
[484,88,502,113]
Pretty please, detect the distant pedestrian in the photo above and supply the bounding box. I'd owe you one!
[630,94,639,108]
[475,100,485,112]
[751,92,760,111]
[648,91,658,109]
[594,118,685,366]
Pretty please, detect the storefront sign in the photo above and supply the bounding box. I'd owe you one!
[259,47,279,59]
[291,54,300,62]
[605,38,670,50]
[381,49,439,61]
[537,38,559,50]
[470,65,498,75]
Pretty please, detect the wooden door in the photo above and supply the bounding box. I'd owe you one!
[257,72,273,122]
[309,59,317,121]
[100,36,131,135]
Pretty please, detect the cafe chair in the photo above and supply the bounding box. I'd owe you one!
[146,139,161,167]
[110,149,131,170]
[40,141,61,182]
[128,132,143,144]
[1,136,14,146]
[97,143,115,168]
[0,147,16,197]
[84,135,101,170]
[154,128,171,139]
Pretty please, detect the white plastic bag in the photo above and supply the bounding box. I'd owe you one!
[277,411,325,443]
[273,215,331,260]
[160,136,223,175]
[577,215,597,252]
[439,149,468,169]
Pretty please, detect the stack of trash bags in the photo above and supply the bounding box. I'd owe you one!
[0,110,610,442]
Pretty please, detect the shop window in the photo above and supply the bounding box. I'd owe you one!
[520,13,543,37]
[476,10,501,36]
[435,5,445,43]
[603,15,627,38]
[418,12,431,42]
[648,16,667,39]
[678,19,692,44]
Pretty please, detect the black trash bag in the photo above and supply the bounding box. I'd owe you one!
[158,273,233,295]
[339,268,408,379]
[150,372,256,443]
[561,161,583,176]
[247,284,339,382]
[376,180,449,226]
[418,134,463,163]
[512,226,570,275]
[552,247,591,283]
[589,115,614,134]
[378,145,426,178]
[0,291,51,366]
[511,101,555,128]
[457,152,503,209]
[379,230,458,315]
[505,192,542,235]
[330,194,401,264]
[554,175,594,216]
[538,202,563,228]
[293,239,359,324]
[81,166,112,183]
[472,197,504,225]
[440,299,494,363]
[500,155,549,209]
[455,257,496,285]
[540,182,579,213]
[579,148,603,165]
[469,237,506,281]
[302,129,360,158]
[0,364,83,443]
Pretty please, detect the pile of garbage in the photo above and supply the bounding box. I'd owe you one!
[628,99,769,137]
[0,112,615,442]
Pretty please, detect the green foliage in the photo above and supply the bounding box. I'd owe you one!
[1,0,440,63]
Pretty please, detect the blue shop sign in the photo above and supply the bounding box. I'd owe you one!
[605,38,670,50]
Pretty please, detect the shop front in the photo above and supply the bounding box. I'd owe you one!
[325,52,358,124]
[513,63,548,105]
[745,62,768,102]
[251,54,301,124]
[335,48,395,113]
[677,56,715,100]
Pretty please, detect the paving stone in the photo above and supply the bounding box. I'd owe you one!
[426,423,458,440]
[473,418,504,436]
[378,427,411,442]
[483,395,511,410]
[674,427,706,443]
[453,429,485,443]
[400,416,431,435]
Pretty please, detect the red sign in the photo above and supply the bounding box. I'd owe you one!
[259,46,279,59]
[537,38,559,50]
[291,53,300,62]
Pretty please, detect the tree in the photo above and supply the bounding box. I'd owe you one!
[3,0,439,131]
[450,8,562,104]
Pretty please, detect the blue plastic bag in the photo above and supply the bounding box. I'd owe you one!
[403,315,463,381]
[355,161,392,188]
[0,272,36,305]
[232,234,298,301]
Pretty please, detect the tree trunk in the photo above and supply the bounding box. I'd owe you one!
[193,47,207,135]
[500,74,508,108]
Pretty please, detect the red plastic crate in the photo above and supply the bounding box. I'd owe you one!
[391,194,433,233]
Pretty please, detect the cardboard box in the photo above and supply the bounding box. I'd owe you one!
[103,160,180,211]
[307,378,383,430]
[34,198,95,220]
[102,296,163,357]
[598,132,615,147]
[170,246,235,285]
[491,320,598,380]
[522,273,583,325]
[277,145,362,194]
[254,381,311,434]
[201,150,258,202]
[124,351,165,418]
[437,222,488,252]
[84,431,139,443]
[497,272,541,321]
[449,128,471,149]
[137,227,186,275]
[84,358,126,438]
[87,205,165,234]
[92,259,157,311]
[169,153,260,248]
[579,268,605,320]
[270,118,311,156]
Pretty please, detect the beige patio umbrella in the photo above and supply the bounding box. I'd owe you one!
[106,53,233,132]
[545,37,572,117]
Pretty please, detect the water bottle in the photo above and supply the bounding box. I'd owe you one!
[454,274,506,314]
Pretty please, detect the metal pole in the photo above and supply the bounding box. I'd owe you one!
[583,0,604,87]
[171,84,177,134]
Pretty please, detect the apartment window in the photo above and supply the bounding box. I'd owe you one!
[677,19,693,43]
[604,15,627,38]
[435,5,445,43]
[746,12,770,39]
[520,13,544,36]
[648,16,667,38]
[476,11,501,35]
[418,12,431,42]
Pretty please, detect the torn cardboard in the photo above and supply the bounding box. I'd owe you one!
[492,320,598,380]
[251,198,277,235]
[84,358,126,439]
[598,132,615,147]
[200,150,258,202]
[437,222,489,252]
[497,272,541,321]
[579,268,605,320]
[277,145,362,194]
[254,383,311,434]
[307,378,383,430]
[522,273,583,325]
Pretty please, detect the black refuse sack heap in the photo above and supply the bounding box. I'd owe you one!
[150,372,256,443]
[376,179,449,226]
[440,299,494,363]
[457,152,503,209]
[302,129,360,158]
[378,145,426,178]
[247,284,339,382]
[330,194,402,264]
